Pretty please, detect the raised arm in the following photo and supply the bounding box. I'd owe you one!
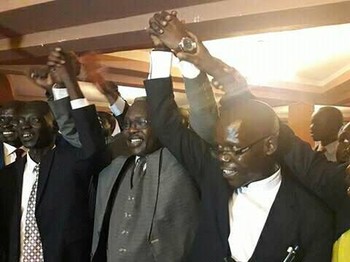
[149,11,218,143]
[47,48,105,159]
[79,53,129,130]
[28,66,82,148]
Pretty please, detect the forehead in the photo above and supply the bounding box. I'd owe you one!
[0,107,16,117]
[19,105,46,117]
[126,102,148,118]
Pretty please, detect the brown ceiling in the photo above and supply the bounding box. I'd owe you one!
[2,0,350,108]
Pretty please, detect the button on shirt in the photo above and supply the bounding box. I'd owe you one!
[20,154,40,262]
[229,169,282,262]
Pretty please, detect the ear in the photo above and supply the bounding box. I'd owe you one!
[264,135,278,156]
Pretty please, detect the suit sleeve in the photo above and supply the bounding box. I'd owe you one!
[184,72,218,145]
[278,123,348,210]
[71,104,106,159]
[145,77,218,187]
[48,97,82,148]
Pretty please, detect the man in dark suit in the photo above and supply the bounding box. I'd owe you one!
[0,48,107,262]
[145,12,334,261]
[310,106,343,162]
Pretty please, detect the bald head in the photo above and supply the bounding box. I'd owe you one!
[310,106,343,145]
[215,99,280,188]
[218,99,279,143]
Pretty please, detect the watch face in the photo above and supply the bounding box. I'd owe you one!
[183,38,194,50]
[180,37,197,53]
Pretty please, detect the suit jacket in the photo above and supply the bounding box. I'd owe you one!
[0,105,108,262]
[145,77,334,262]
[278,123,350,238]
[91,147,200,262]
[0,143,4,170]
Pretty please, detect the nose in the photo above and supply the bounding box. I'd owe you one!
[218,152,232,163]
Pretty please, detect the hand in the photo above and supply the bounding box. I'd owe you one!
[28,66,54,91]
[148,10,188,51]
[79,52,105,85]
[96,81,120,105]
[47,47,79,85]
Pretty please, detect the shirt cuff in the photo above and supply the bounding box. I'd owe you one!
[70,98,90,109]
[52,87,69,100]
[179,60,200,79]
[149,50,173,79]
[109,96,126,116]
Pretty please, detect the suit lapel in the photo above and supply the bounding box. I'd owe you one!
[144,149,162,240]
[95,155,131,229]
[36,148,56,207]
[0,143,4,169]
[250,175,298,261]
[9,157,26,261]
[216,176,231,256]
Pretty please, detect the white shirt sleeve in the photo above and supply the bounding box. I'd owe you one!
[149,50,173,79]
[70,98,90,109]
[52,87,69,100]
[109,96,126,116]
[178,60,201,79]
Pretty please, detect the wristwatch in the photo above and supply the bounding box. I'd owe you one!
[178,37,197,53]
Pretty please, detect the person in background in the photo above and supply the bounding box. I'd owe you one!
[0,101,25,169]
[310,106,343,162]
[97,111,120,144]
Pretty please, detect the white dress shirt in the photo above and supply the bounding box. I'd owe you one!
[229,169,282,262]
[20,153,39,262]
[315,140,338,162]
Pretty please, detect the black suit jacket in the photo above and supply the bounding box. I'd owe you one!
[0,105,108,262]
[145,77,334,262]
[0,143,4,170]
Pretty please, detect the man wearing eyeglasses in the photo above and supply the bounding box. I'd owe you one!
[145,11,334,262]
[91,95,200,262]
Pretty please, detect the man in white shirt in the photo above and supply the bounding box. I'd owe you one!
[145,11,334,261]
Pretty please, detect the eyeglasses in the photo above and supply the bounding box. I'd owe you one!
[122,118,150,130]
[215,134,272,156]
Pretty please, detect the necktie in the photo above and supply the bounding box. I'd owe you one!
[15,148,25,161]
[23,164,44,262]
[131,156,146,189]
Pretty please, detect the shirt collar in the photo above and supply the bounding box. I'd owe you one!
[324,140,338,154]
[26,153,38,172]
[3,142,17,156]
[238,168,281,194]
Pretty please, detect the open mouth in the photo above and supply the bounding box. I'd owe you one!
[127,137,143,148]
[21,132,34,141]
[222,167,239,178]
[2,131,15,137]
